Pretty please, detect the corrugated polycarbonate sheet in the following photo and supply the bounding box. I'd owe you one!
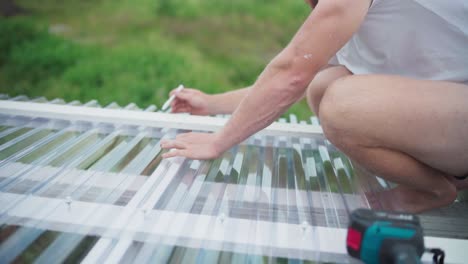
[0,95,467,263]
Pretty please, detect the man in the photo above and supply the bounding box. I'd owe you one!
[161,0,468,213]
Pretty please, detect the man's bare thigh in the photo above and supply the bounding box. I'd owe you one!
[322,74,468,176]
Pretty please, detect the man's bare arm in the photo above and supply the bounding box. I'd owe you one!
[161,0,370,159]
[170,85,251,115]
[214,0,370,152]
[209,86,251,114]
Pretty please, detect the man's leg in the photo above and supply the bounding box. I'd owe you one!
[317,75,468,213]
[306,65,351,115]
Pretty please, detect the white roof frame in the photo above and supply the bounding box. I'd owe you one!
[0,100,323,137]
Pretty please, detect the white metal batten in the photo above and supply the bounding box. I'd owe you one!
[3,192,468,263]
[0,100,323,137]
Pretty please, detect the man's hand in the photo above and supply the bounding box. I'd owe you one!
[170,88,212,115]
[160,132,225,160]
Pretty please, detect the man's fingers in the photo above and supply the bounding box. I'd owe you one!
[174,91,192,101]
[172,100,188,109]
[169,88,196,96]
[176,133,194,140]
[160,132,220,160]
[171,100,184,110]
[172,107,190,114]
[169,87,184,96]
[162,149,190,159]
[162,149,177,158]
[160,140,186,149]
[170,101,183,112]
[171,104,191,113]
[162,149,180,159]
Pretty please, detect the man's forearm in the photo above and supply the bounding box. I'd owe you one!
[213,0,369,152]
[215,53,319,150]
[208,87,251,114]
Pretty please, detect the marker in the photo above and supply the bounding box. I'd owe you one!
[162,84,184,111]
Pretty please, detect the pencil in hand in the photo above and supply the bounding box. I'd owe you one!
[161,84,184,111]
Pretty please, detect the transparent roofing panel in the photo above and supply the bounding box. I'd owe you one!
[0,95,467,263]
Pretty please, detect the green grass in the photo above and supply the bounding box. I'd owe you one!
[0,0,313,119]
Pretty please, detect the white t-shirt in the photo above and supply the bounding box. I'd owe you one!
[333,0,468,85]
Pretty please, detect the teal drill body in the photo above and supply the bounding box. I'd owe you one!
[347,209,425,264]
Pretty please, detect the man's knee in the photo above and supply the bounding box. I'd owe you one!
[306,66,352,115]
[306,73,327,114]
[319,76,366,149]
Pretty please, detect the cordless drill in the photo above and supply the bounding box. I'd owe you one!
[346,208,425,264]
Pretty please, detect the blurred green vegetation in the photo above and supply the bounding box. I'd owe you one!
[0,0,313,118]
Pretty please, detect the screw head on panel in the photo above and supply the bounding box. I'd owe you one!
[65,196,72,210]
[218,212,226,224]
[301,221,310,234]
